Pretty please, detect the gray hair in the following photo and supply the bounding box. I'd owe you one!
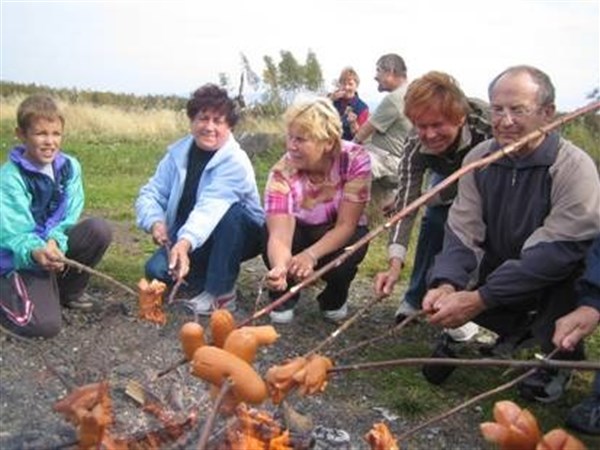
[376,54,407,77]
[488,65,555,106]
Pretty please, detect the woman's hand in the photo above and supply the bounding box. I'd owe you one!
[266,265,288,291]
[151,221,170,247]
[288,251,317,280]
[374,258,403,296]
[168,239,191,281]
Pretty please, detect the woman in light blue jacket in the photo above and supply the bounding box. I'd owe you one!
[135,84,264,315]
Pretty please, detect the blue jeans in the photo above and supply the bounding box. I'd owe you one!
[145,203,264,296]
[403,172,450,309]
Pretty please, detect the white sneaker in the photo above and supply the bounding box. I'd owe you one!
[445,321,479,342]
[394,301,419,321]
[182,289,236,316]
[322,303,348,322]
[270,309,294,324]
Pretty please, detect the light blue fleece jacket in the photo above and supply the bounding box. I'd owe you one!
[135,134,264,250]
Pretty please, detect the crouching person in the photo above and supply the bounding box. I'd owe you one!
[0,95,112,338]
[135,84,264,316]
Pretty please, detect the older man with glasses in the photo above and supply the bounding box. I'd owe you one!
[419,66,600,404]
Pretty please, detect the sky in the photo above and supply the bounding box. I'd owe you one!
[1,0,599,111]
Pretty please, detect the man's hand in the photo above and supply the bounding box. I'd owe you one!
[168,239,191,281]
[422,284,456,313]
[553,306,600,352]
[151,221,170,247]
[374,258,403,296]
[32,240,65,272]
[424,287,486,329]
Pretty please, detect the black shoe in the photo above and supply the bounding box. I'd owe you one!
[565,394,600,435]
[517,368,572,403]
[422,334,458,385]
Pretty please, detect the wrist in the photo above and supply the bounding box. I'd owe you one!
[305,248,318,267]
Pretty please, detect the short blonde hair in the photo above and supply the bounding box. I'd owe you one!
[17,94,65,131]
[284,97,342,152]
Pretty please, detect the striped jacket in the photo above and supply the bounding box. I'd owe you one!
[387,100,492,262]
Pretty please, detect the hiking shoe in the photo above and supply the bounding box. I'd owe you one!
[322,303,348,323]
[517,368,572,403]
[182,289,236,316]
[394,301,419,324]
[312,425,351,449]
[422,333,458,385]
[445,321,479,342]
[565,394,600,435]
[270,309,294,324]
[63,293,97,311]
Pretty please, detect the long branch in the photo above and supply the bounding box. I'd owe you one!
[60,256,138,297]
[197,380,232,450]
[238,101,600,327]
[329,356,600,373]
[395,348,561,442]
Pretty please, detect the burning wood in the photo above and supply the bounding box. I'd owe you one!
[364,422,399,450]
[137,278,167,325]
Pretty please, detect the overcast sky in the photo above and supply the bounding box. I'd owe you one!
[1,0,598,111]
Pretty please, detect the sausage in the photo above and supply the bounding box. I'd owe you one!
[210,309,236,348]
[179,322,205,360]
[191,346,268,404]
[293,354,333,395]
[238,325,279,345]
[480,401,542,450]
[265,356,308,404]
[223,329,259,363]
[537,429,586,450]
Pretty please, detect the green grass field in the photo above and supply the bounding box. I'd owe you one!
[0,96,598,446]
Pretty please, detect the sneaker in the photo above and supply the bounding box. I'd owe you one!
[270,309,294,324]
[63,293,96,311]
[422,333,458,385]
[394,301,419,324]
[565,394,600,435]
[445,321,479,342]
[517,368,572,403]
[322,303,348,323]
[182,289,236,316]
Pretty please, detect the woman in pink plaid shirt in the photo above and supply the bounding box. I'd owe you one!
[263,97,372,324]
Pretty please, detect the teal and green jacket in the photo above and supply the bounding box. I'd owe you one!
[0,146,84,275]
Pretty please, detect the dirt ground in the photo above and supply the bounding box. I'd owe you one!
[0,255,591,450]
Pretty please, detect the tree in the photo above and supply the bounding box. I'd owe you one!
[304,49,324,92]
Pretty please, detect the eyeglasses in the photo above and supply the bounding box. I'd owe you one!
[490,105,539,120]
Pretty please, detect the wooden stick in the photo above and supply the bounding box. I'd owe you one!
[329,356,600,374]
[238,101,600,327]
[197,380,232,450]
[331,311,426,359]
[395,348,561,442]
[60,256,137,297]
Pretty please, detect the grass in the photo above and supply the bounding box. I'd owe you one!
[1,97,598,446]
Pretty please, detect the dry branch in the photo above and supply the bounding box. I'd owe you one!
[60,256,137,297]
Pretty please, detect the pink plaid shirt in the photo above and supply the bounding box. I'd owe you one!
[264,141,371,226]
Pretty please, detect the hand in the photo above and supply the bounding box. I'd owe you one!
[422,284,456,313]
[266,265,288,291]
[151,221,170,247]
[168,239,191,281]
[288,251,316,281]
[346,110,358,124]
[373,259,402,296]
[553,306,600,351]
[426,289,486,329]
[330,89,345,100]
[32,240,65,272]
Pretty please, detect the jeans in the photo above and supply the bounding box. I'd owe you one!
[145,203,264,296]
[404,171,450,309]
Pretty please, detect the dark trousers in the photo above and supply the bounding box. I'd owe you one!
[404,204,449,309]
[474,271,585,361]
[0,218,112,338]
[265,223,369,312]
[145,203,264,296]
